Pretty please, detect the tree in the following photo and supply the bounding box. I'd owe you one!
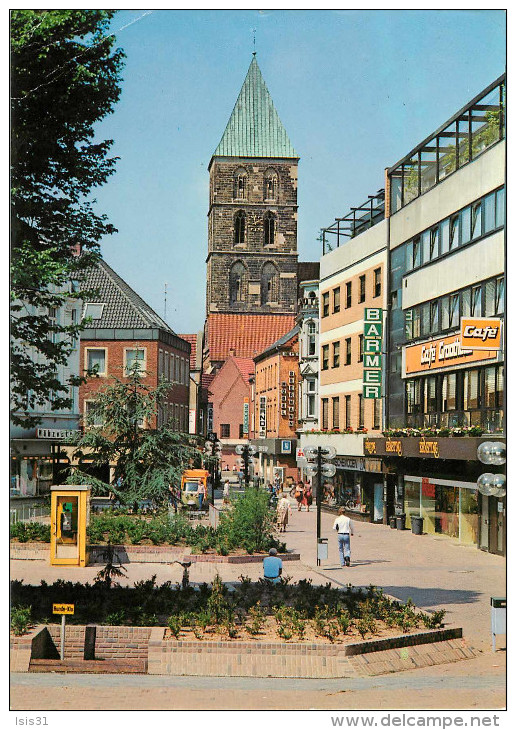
[70,365,204,504]
[10,10,125,425]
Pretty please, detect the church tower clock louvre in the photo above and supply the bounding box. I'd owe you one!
[205,55,299,370]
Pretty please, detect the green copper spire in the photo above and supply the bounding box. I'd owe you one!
[213,56,298,159]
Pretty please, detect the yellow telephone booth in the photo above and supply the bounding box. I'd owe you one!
[50,485,90,567]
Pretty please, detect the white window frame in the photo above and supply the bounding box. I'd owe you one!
[84,347,107,377]
[84,399,103,427]
[124,347,147,375]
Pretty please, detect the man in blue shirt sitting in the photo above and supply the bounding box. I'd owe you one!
[263,547,283,584]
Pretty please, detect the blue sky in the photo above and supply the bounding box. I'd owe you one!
[93,9,506,334]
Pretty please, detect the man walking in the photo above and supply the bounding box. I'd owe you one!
[333,507,355,567]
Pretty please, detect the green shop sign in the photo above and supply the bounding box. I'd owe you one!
[363,307,383,399]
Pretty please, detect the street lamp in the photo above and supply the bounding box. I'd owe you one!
[204,439,222,504]
[235,442,268,488]
[477,441,506,498]
[303,445,337,566]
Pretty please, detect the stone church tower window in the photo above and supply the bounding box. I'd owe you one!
[234,210,246,245]
[261,262,279,305]
[263,211,276,247]
[229,261,247,304]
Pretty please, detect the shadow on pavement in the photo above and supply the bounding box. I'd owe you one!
[369,585,483,608]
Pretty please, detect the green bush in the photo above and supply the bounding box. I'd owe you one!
[10,522,50,543]
[11,605,32,635]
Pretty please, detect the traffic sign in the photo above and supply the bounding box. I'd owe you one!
[53,603,74,615]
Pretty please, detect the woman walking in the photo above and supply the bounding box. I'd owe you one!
[304,483,313,512]
[294,480,305,511]
[276,492,291,532]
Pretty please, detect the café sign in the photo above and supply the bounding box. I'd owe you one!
[405,333,498,375]
[460,317,502,351]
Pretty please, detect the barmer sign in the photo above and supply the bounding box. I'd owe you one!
[363,308,383,399]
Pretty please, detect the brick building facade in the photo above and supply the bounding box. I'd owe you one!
[77,260,190,482]
[250,326,300,485]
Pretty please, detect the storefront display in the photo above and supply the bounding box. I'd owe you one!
[403,476,479,545]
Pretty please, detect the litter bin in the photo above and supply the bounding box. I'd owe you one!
[389,516,397,529]
[490,597,506,652]
[396,514,406,530]
[411,516,424,535]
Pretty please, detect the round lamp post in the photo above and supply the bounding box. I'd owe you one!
[235,443,268,489]
[477,441,506,498]
[303,445,337,565]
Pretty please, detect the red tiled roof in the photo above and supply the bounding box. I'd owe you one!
[206,314,295,362]
[232,357,255,384]
[201,372,216,390]
[179,334,198,370]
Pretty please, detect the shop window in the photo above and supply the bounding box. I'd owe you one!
[359,275,366,303]
[322,292,329,317]
[332,341,340,368]
[220,424,230,438]
[484,367,497,409]
[332,287,340,313]
[321,345,329,370]
[442,373,457,411]
[345,282,352,308]
[495,365,504,408]
[425,376,437,413]
[332,397,340,429]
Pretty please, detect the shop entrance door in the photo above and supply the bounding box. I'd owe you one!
[491,498,505,556]
[480,494,490,551]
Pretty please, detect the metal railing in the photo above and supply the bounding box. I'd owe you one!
[10,504,50,524]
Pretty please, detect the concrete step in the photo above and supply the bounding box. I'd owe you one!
[29,658,147,674]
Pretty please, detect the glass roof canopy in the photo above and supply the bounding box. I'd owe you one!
[388,74,505,215]
[320,189,385,255]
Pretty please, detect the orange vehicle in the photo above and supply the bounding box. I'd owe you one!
[180,469,209,507]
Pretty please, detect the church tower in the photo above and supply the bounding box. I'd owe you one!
[204,56,299,369]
